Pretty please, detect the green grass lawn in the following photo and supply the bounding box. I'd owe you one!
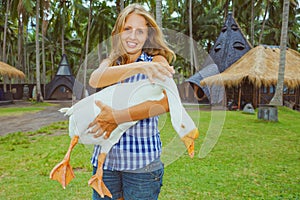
[0,102,54,116]
[0,107,299,199]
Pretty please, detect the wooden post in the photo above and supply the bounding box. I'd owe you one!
[258,86,261,106]
[238,84,242,110]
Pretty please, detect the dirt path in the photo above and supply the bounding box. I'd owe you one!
[0,101,72,136]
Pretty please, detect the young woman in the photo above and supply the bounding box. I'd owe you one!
[89,3,176,200]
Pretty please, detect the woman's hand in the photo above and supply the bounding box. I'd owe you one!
[88,101,118,139]
[89,55,174,88]
[139,61,175,83]
[87,89,170,139]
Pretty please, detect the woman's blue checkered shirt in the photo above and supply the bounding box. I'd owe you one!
[91,52,162,170]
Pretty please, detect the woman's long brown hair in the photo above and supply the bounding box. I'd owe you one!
[108,3,176,66]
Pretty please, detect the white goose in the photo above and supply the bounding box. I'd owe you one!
[50,77,199,198]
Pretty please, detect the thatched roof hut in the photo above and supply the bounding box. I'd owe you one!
[200,45,300,89]
[0,61,25,79]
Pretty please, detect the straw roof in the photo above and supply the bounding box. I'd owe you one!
[0,61,25,79]
[200,45,300,89]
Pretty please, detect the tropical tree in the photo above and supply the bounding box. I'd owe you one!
[2,0,11,93]
[250,0,255,45]
[35,0,43,101]
[286,0,300,50]
[89,1,115,57]
[260,0,298,47]
[41,0,50,96]
[258,0,270,44]
[156,0,162,28]
[120,0,124,11]
[1,0,300,98]
[82,0,93,98]
[270,0,290,106]
[14,0,25,75]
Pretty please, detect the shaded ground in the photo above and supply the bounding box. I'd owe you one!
[0,100,72,136]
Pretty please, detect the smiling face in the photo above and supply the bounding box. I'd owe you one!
[121,13,148,62]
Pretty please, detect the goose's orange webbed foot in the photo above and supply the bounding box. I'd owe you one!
[50,136,79,189]
[88,153,112,198]
[49,158,75,189]
[181,128,199,158]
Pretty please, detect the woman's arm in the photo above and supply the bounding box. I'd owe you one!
[115,90,169,123]
[89,55,174,88]
[88,90,169,139]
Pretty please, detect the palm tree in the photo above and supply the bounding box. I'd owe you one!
[188,0,194,76]
[17,0,35,83]
[260,1,297,47]
[61,1,66,55]
[156,0,162,28]
[82,0,93,98]
[41,0,50,97]
[269,0,290,106]
[120,0,124,11]
[15,0,25,76]
[258,0,270,44]
[35,0,43,102]
[2,0,11,93]
[83,1,115,77]
[2,0,300,95]
[250,0,255,45]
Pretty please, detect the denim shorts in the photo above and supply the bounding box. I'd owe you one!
[92,165,164,200]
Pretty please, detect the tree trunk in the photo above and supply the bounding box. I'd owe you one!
[156,0,162,28]
[51,50,55,79]
[82,0,93,98]
[189,0,194,76]
[259,0,269,44]
[61,1,65,55]
[250,0,255,45]
[120,0,124,11]
[17,0,25,79]
[42,0,50,98]
[24,27,28,82]
[2,0,10,93]
[269,0,290,106]
[18,15,24,79]
[35,0,44,102]
[223,0,230,21]
[42,28,46,97]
